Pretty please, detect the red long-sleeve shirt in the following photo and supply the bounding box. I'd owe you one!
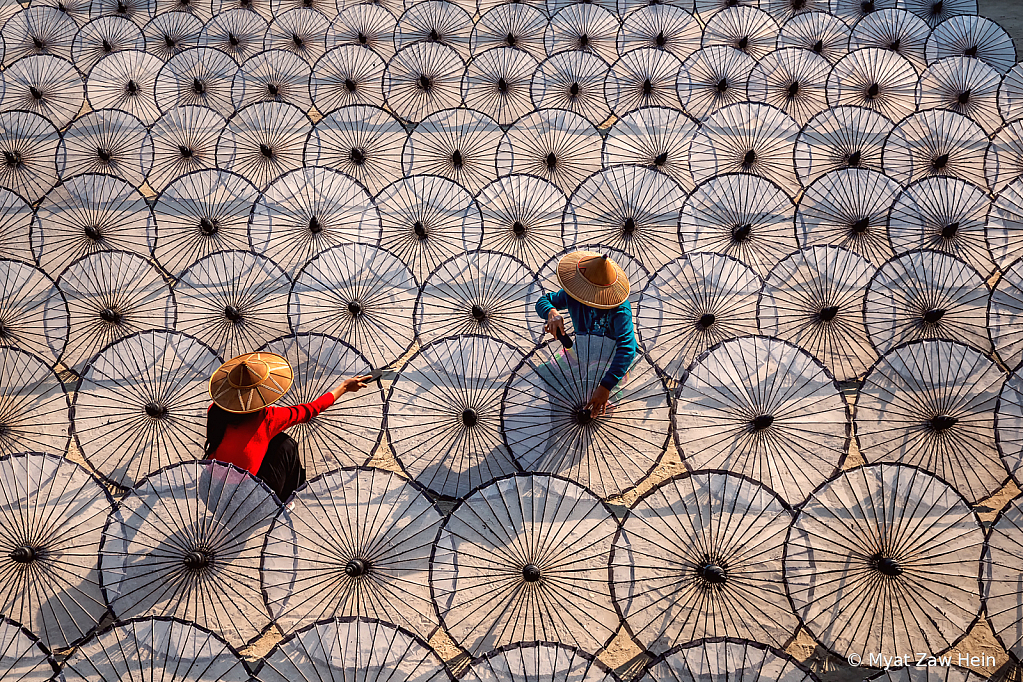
[209,392,336,475]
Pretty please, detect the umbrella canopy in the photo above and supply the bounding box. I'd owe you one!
[794,105,894,187]
[986,120,1023,195]
[924,16,1016,75]
[826,47,919,123]
[213,0,272,21]
[32,0,90,28]
[215,101,312,191]
[989,257,1023,370]
[747,47,832,126]
[759,245,878,382]
[638,639,817,682]
[983,496,1023,663]
[71,16,147,73]
[90,0,154,27]
[848,9,930,74]
[403,107,503,195]
[856,340,1007,505]
[57,108,153,188]
[33,172,154,279]
[3,7,77,63]
[464,642,618,682]
[761,0,829,22]
[831,0,898,26]
[604,48,683,116]
[173,249,292,361]
[889,176,995,277]
[785,463,983,658]
[289,242,418,369]
[917,55,1003,135]
[496,108,604,195]
[61,616,250,682]
[99,460,280,647]
[0,109,60,205]
[637,253,760,381]
[383,42,465,124]
[865,249,991,354]
[700,6,780,62]
[309,45,386,112]
[148,105,228,192]
[3,54,85,130]
[471,4,548,60]
[199,9,268,64]
[143,12,205,61]
[57,250,175,374]
[0,189,34,264]
[531,50,613,126]
[386,334,525,498]
[255,617,452,682]
[989,177,1023,272]
[676,45,757,122]
[902,0,977,29]
[602,106,700,192]
[611,472,798,654]
[87,50,164,125]
[0,259,68,366]
[679,172,797,279]
[376,173,482,284]
[395,0,473,60]
[153,169,259,278]
[431,473,620,655]
[72,330,223,488]
[0,452,111,648]
[461,47,540,127]
[261,466,443,638]
[675,335,849,505]
[617,4,703,62]
[264,8,329,64]
[304,104,407,196]
[502,335,671,499]
[0,616,58,682]
[777,11,851,65]
[882,109,990,188]
[255,333,383,477]
[0,348,70,456]
[1000,63,1023,123]
[231,49,312,111]
[477,174,567,273]
[326,4,397,60]
[544,3,621,66]
[155,46,239,117]
[249,165,380,276]
[795,167,901,266]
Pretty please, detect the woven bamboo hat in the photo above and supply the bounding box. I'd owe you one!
[556,251,630,309]
[208,352,294,413]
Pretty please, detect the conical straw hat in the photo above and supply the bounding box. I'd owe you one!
[556,251,630,309]
[209,352,294,413]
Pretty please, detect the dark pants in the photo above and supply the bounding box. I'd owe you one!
[256,433,306,503]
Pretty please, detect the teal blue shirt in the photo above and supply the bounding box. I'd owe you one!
[535,290,637,390]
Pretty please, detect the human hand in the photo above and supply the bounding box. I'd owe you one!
[585,385,611,417]
[545,311,566,338]
[334,375,369,399]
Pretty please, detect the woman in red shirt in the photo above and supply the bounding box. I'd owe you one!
[205,351,369,502]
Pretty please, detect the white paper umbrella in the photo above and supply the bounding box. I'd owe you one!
[386,335,525,498]
[0,349,70,456]
[689,102,802,197]
[57,108,152,187]
[465,642,615,682]
[987,121,1023,195]
[900,0,976,29]
[759,245,878,381]
[326,4,397,60]
[271,0,336,20]
[636,253,759,380]
[989,257,1023,371]
[889,176,994,276]
[377,174,482,284]
[883,109,990,188]
[786,463,983,657]
[231,49,312,111]
[264,8,329,64]
[777,11,850,64]
[531,51,613,127]
[793,105,894,186]
[639,640,816,682]
[796,167,901,266]
[0,452,111,649]
[289,243,417,368]
[72,330,222,488]
[0,616,58,681]
[747,46,832,126]
[496,108,604,195]
[983,497,1023,663]
[2,7,77,63]
[86,50,163,125]
[617,4,702,62]
[33,172,154,278]
[675,335,849,504]
[927,15,1016,75]
[148,105,228,192]
[679,172,797,279]
[403,108,502,195]
[250,166,380,276]
[157,0,214,23]
[826,47,918,122]
[143,12,204,61]
[988,178,1023,272]
[620,0,697,16]
[602,106,699,192]
[676,46,757,122]
[384,42,465,124]
[0,189,34,264]
[31,0,89,28]
[865,249,990,354]
[999,63,1023,123]
[701,6,780,62]
[173,250,291,361]
[199,9,268,64]
[0,111,61,207]
[261,467,441,637]
[310,45,385,112]
[431,473,620,655]
[257,617,452,682]
[997,370,1023,485]
[212,0,272,22]
[0,259,68,365]
[917,55,1002,135]
[89,0,154,27]
[604,48,683,116]
[100,460,279,647]
[215,101,312,191]
[71,16,146,73]
[547,0,617,18]
[304,104,406,196]
[395,0,472,61]
[612,472,798,654]
[462,47,540,127]
[848,9,930,74]
[476,174,566,273]
[256,333,383,476]
[1,54,84,130]
[761,0,829,23]
[155,47,239,117]
[831,0,897,25]
[544,3,620,66]
[62,616,249,682]
[471,3,548,61]
[503,336,671,499]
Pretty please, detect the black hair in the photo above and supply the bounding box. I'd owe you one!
[205,405,261,458]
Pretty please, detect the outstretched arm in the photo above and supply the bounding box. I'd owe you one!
[331,375,370,401]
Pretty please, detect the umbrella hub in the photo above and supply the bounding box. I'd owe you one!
[260,143,275,159]
[750,414,774,431]
[741,149,757,167]
[929,0,943,16]
[791,0,805,8]
[716,78,729,93]
[546,152,558,171]
[461,408,478,427]
[569,82,581,98]
[357,33,368,45]
[345,300,365,317]
[812,39,824,54]
[727,0,738,5]
[850,217,870,234]
[653,151,668,166]
[85,225,102,241]
[183,550,212,570]
[29,86,44,101]
[497,77,509,93]
[418,75,433,92]
[9,545,37,564]
[292,33,305,48]
[199,217,218,235]
[224,305,244,323]
[845,150,862,167]
[787,81,800,98]
[33,35,46,49]
[521,563,542,582]
[888,38,901,51]
[229,32,241,46]
[931,153,949,171]
[866,82,880,99]
[99,307,123,325]
[309,215,323,234]
[817,305,839,322]
[165,34,177,48]
[861,0,875,11]
[344,78,358,92]
[413,221,428,239]
[451,149,464,169]
[470,304,487,322]
[929,414,957,432]
[622,217,637,235]
[102,39,113,53]
[956,89,971,105]
[428,28,441,42]
[179,145,194,159]
[267,82,280,97]
[642,78,653,95]
[941,221,959,239]
[145,401,167,419]
[0,320,8,339]
[505,32,517,47]
[697,313,716,330]
[574,406,594,426]
[193,77,205,95]
[97,146,113,162]
[963,45,978,57]
[117,0,127,12]
[345,557,370,577]
[697,562,726,584]
[731,223,752,243]
[578,34,589,49]
[3,150,22,168]
[655,31,666,47]
[126,80,139,96]
[736,36,749,51]
[349,147,367,165]
[922,308,945,324]
[872,554,903,577]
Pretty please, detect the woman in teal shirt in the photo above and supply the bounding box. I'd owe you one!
[535,251,637,417]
